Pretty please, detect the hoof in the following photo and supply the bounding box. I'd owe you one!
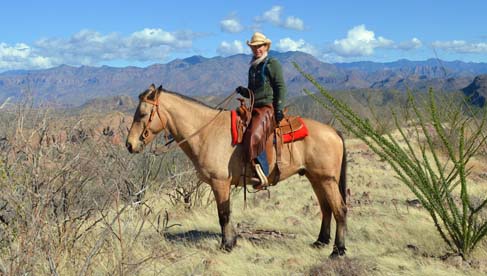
[329,245,346,259]
[311,240,329,249]
[220,237,237,252]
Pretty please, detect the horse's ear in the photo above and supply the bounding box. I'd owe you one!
[157,85,163,91]
[150,84,156,91]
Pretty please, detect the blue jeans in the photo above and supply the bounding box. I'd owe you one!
[255,151,269,176]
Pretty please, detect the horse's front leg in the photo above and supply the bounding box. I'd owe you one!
[211,179,237,251]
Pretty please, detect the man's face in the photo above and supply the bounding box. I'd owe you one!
[251,44,268,58]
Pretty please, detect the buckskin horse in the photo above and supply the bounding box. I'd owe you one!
[126,84,348,257]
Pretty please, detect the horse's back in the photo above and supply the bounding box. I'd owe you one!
[302,118,342,142]
[299,118,344,174]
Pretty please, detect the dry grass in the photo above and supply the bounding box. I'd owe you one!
[1,104,487,275]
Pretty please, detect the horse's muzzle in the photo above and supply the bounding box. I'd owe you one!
[126,140,141,153]
[126,141,134,153]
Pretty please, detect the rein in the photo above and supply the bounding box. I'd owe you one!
[146,90,238,154]
[140,88,262,204]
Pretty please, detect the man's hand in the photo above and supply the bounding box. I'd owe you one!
[236,86,249,96]
[275,110,284,124]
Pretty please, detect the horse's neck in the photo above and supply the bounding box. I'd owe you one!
[159,92,220,151]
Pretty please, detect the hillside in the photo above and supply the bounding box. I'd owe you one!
[1,52,487,106]
[462,74,487,107]
[1,108,486,274]
[1,79,487,274]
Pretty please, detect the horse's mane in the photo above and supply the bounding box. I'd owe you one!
[138,87,218,110]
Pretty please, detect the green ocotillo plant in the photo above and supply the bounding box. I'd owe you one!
[294,63,487,259]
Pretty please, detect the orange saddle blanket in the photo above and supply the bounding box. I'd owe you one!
[230,110,308,146]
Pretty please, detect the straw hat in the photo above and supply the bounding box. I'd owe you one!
[247,32,272,49]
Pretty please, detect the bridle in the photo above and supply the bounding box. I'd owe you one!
[140,91,167,145]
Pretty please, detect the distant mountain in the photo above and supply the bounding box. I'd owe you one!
[335,59,487,77]
[1,51,487,106]
[462,74,487,107]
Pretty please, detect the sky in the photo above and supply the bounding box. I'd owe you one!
[1,0,486,71]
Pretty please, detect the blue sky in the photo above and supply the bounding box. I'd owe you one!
[1,0,486,71]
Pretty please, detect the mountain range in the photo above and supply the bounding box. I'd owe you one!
[1,51,487,106]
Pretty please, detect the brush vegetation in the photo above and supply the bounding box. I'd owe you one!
[0,86,486,275]
[295,63,487,260]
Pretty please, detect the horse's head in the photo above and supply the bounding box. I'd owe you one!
[126,84,167,153]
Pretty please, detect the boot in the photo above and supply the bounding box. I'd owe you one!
[252,163,269,189]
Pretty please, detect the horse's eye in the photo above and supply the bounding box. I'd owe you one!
[134,113,146,122]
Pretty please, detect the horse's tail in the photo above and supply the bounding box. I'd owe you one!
[337,130,347,204]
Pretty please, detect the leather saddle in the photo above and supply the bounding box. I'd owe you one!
[233,98,306,145]
[232,98,308,186]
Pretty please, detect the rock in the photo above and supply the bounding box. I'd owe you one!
[444,255,464,268]
[406,244,419,252]
[81,95,137,111]
[406,199,422,208]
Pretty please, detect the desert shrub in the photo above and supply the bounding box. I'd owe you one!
[295,63,487,259]
[154,151,213,210]
[0,104,117,274]
[0,97,178,274]
[0,93,220,274]
[308,257,375,276]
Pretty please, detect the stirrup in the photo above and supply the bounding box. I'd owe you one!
[253,163,269,188]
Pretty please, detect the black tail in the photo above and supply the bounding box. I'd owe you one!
[337,131,347,204]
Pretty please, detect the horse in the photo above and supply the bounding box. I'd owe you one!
[126,84,348,257]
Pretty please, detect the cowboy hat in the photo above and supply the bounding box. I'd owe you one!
[247,32,272,48]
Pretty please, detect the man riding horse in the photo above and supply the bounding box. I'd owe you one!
[126,32,348,257]
[236,32,286,189]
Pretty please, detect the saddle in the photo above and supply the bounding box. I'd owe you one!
[231,99,308,146]
[231,98,309,187]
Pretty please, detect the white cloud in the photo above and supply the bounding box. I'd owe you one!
[276,38,317,55]
[0,42,54,70]
[319,53,346,63]
[396,37,422,50]
[217,40,247,56]
[328,27,423,61]
[220,17,244,33]
[259,6,282,25]
[432,40,487,53]
[332,25,393,57]
[256,6,305,31]
[129,28,176,46]
[0,42,31,58]
[283,16,304,31]
[0,28,198,70]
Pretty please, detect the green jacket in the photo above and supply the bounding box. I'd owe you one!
[244,57,287,111]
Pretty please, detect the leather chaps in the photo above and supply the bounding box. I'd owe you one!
[242,104,275,163]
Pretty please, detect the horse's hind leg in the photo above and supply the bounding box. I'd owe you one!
[211,180,237,251]
[308,174,347,257]
[309,181,332,247]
